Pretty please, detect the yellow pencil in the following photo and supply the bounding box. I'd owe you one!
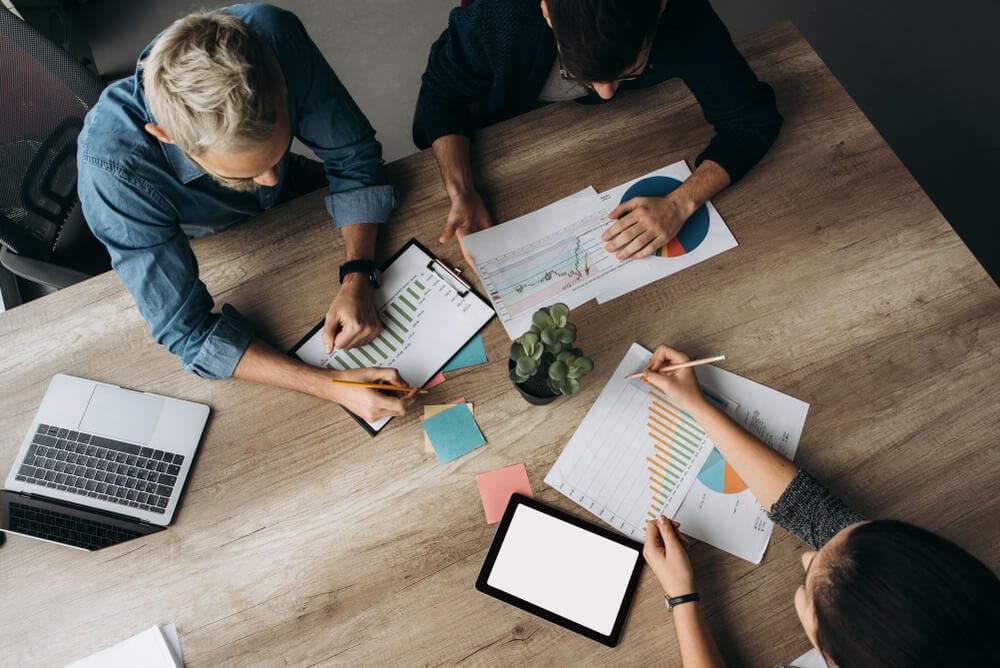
[330,379,429,394]
[624,355,726,380]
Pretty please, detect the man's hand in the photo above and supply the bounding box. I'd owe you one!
[441,191,493,266]
[644,515,696,597]
[602,160,731,261]
[324,367,418,422]
[322,273,381,353]
[602,193,691,261]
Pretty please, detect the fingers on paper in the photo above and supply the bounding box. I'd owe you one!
[649,344,691,372]
[655,515,690,553]
[605,198,640,232]
[644,518,665,558]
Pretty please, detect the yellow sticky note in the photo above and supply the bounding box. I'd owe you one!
[422,401,473,453]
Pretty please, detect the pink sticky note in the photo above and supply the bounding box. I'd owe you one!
[423,372,446,390]
[475,463,533,524]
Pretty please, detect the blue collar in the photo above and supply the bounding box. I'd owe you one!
[137,76,206,185]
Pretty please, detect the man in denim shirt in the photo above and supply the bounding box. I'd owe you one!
[78,5,415,421]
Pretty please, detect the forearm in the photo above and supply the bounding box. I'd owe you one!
[232,337,359,405]
[686,399,797,511]
[431,134,477,198]
[669,160,730,218]
[672,603,726,668]
[340,222,378,262]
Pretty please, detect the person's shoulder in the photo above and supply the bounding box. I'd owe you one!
[453,0,544,32]
[79,78,153,166]
[222,3,305,37]
[78,78,173,197]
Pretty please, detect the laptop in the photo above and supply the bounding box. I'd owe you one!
[1,374,210,551]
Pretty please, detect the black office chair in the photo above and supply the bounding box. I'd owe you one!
[0,5,110,303]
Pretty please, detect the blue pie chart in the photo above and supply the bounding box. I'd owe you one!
[619,176,710,257]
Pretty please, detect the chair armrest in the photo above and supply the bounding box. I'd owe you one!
[0,247,92,289]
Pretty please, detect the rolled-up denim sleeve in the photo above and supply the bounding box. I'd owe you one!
[78,157,254,378]
[275,8,397,227]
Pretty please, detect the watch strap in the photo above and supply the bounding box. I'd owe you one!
[339,259,379,287]
[664,593,700,610]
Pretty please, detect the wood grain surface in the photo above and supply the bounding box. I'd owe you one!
[1,23,997,667]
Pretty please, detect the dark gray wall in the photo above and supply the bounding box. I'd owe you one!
[713,0,1000,283]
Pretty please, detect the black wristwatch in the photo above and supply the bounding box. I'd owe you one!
[339,259,381,288]
[664,593,700,610]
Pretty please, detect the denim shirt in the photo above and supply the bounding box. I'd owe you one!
[77,4,396,379]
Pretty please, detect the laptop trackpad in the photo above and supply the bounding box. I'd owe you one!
[78,385,165,445]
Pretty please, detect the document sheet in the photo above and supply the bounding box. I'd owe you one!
[546,343,809,563]
[463,161,738,338]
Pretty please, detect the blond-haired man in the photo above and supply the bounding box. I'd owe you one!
[78,4,414,421]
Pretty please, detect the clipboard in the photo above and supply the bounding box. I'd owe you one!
[290,239,495,435]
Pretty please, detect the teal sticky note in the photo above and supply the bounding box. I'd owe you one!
[423,403,487,464]
[441,334,488,372]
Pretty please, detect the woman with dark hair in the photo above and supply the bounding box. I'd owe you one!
[639,344,1000,668]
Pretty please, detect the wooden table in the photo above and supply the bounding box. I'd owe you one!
[1,23,997,667]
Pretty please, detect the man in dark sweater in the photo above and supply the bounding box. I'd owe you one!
[413,0,782,262]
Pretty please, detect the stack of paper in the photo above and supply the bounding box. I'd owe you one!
[67,624,182,668]
[463,161,738,338]
[422,402,486,463]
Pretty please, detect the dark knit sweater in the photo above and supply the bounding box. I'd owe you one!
[769,469,864,550]
[769,470,863,668]
[413,0,783,183]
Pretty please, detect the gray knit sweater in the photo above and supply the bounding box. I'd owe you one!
[768,469,864,667]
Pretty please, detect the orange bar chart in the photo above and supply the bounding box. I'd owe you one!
[644,386,706,521]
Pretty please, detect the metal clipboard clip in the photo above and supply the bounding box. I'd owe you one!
[427,259,471,297]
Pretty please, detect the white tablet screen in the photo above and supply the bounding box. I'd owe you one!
[486,503,641,635]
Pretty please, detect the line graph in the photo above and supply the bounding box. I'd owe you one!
[474,206,613,330]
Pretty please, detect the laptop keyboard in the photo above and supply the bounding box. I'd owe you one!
[8,501,144,550]
[14,424,185,515]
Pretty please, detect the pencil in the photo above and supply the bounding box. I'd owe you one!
[329,379,429,394]
[624,355,726,380]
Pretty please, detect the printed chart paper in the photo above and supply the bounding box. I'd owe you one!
[545,343,810,564]
[464,162,738,339]
[544,344,714,539]
[462,187,617,338]
[675,365,809,563]
[295,242,494,432]
[595,161,738,303]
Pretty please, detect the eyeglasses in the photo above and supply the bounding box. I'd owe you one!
[558,42,655,86]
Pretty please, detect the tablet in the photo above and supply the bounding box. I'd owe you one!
[475,494,644,647]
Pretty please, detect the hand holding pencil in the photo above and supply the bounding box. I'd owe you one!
[324,367,419,422]
[635,345,721,413]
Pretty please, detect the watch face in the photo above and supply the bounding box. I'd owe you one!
[370,267,382,288]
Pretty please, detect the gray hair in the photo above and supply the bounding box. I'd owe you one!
[142,11,285,155]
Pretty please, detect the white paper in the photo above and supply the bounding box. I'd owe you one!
[595,161,738,303]
[545,342,810,563]
[65,624,182,668]
[486,504,639,635]
[544,344,714,540]
[790,647,830,668]
[672,365,809,563]
[463,162,738,340]
[462,187,621,338]
[295,242,494,431]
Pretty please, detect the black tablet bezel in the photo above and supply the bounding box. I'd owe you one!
[475,493,645,647]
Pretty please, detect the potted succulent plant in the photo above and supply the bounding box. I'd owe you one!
[508,303,594,405]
